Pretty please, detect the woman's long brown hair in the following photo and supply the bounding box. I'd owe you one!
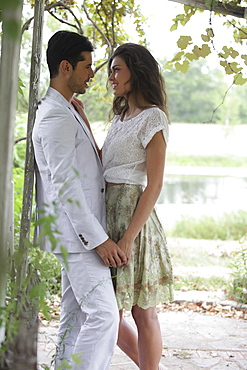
[108,43,169,122]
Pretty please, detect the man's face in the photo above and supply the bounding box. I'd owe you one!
[68,51,94,95]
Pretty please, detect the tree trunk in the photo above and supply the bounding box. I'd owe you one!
[0,0,24,350]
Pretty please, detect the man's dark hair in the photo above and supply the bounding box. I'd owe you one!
[47,31,94,79]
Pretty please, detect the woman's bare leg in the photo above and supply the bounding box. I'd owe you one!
[117,310,140,366]
[132,305,162,370]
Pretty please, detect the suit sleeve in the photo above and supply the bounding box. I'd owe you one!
[38,108,108,250]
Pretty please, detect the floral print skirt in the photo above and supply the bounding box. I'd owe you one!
[106,183,174,311]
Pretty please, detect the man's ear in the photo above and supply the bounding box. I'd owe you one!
[60,60,72,75]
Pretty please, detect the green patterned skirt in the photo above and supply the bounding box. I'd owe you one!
[106,183,174,311]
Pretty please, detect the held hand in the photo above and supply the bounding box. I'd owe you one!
[71,96,90,127]
[95,238,127,267]
[72,96,101,156]
[117,237,133,265]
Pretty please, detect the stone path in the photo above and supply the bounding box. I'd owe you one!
[38,291,247,370]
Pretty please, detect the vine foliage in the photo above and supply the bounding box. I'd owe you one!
[166,0,247,85]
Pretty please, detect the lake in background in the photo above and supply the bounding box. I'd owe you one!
[94,123,247,231]
[157,170,247,231]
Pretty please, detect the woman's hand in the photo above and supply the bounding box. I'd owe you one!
[71,96,90,127]
[71,96,101,157]
[117,237,134,265]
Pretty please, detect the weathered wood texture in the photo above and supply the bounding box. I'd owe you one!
[0,0,24,347]
[168,0,247,18]
[17,0,45,285]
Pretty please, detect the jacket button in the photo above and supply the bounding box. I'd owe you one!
[101,188,104,193]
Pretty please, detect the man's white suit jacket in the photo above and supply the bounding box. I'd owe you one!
[32,87,108,253]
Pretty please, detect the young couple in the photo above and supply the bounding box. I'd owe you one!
[32,30,173,370]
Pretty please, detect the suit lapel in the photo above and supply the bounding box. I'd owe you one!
[67,105,101,162]
[45,87,102,163]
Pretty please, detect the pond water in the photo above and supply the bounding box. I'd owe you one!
[158,175,247,207]
[156,173,247,230]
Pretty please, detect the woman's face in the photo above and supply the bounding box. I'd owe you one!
[109,56,132,98]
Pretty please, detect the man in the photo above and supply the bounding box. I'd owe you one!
[32,31,126,370]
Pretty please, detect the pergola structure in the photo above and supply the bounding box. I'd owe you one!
[169,0,247,19]
[0,0,246,367]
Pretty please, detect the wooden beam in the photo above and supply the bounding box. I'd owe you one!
[17,0,45,285]
[0,0,24,347]
[168,0,247,18]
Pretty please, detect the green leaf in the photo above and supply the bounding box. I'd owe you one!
[241,54,247,65]
[234,73,247,86]
[221,46,239,59]
[223,62,242,75]
[228,62,242,73]
[201,34,210,42]
[71,353,82,365]
[175,60,190,74]
[29,281,46,300]
[18,77,25,96]
[185,52,197,61]
[220,60,227,67]
[170,23,178,32]
[171,51,184,62]
[230,50,239,59]
[201,28,214,42]
[60,246,69,270]
[164,62,173,71]
[207,28,214,38]
[192,44,211,58]
[184,5,192,12]
[177,35,192,50]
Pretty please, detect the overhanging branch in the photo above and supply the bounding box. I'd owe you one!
[168,0,247,19]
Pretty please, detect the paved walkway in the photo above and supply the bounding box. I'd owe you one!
[38,291,247,370]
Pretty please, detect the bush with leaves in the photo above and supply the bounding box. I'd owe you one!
[229,236,247,304]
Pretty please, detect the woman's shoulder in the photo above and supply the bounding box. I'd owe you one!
[142,106,169,126]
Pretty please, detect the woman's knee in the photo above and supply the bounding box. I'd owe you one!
[132,305,158,327]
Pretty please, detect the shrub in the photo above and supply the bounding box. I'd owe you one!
[228,237,247,304]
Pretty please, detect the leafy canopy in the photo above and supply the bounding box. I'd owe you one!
[166,1,247,85]
[25,0,146,59]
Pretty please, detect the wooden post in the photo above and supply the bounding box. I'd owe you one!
[17,0,45,286]
[0,0,24,347]
[0,0,45,367]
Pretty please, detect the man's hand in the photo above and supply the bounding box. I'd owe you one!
[95,238,127,267]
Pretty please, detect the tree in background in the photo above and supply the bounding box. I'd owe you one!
[164,60,227,123]
[163,59,239,124]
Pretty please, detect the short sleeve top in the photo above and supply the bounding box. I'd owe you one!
[102,107,169,186]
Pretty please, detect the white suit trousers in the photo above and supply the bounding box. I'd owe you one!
[54,251,119,370]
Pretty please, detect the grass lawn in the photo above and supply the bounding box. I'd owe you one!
[167,238,239,292]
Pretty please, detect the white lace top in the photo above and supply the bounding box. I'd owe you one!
[102,107,169,186]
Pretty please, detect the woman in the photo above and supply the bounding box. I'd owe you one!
[102,43,174,370]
